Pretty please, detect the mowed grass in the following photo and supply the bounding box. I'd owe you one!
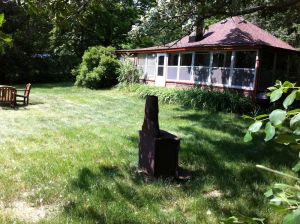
[0,83,297,223]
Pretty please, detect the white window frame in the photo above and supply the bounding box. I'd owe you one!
[147,49,258,90]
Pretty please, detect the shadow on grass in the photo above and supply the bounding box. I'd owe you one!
[64,165,145,223]
[64,112,298,222]
[0,101,44,110]
[30,82,74,89]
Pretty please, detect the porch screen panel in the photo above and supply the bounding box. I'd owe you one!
[193,52,210,83]
[179,67,192,80]
[179,53,192,81]
[167,53,179,80]
[137,54,146,77]
[145,54,156,80]
[231,69,255,87]
[210,52,232,85]
[232,51,256,88]
[211,68,230,85]
[193,67,210,82]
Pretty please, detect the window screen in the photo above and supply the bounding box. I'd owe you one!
[194,52,210,66]
[235,51,256,68]
[212,52,232,67]
[168,53,179,66]
[180,54,192,66]
[138,54,146,66]
[147,54,156,66]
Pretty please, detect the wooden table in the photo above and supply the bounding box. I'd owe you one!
[0,85,16,107]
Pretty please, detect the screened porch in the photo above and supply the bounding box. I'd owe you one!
[137,50,257,90]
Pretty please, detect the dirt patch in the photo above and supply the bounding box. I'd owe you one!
[203,189,224,198]
[1,200,57,223]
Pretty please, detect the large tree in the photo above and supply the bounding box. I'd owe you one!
[129,0,300,48]
[0,0,155,83]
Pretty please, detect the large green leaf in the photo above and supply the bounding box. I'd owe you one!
[0,14,4,26]
[292,161,300,172]
[283,90,296,109]
[244,131,252,142]
[282,81,295,88]
[283,209,300,224]
[248,121,263,133]
[264,122,275,141]
[290,113,300,128]
[264,189,273,197]
[269,109,286,126]
[290,113,300,135]
[270,88,283,102]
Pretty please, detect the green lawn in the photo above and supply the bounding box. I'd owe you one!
[0,83,296,223]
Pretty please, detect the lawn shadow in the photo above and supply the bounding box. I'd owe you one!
[0,101,44,110]
[65,165,146,223]
[174,111,297,217]
[64,111,298,222]
[31,82,74,89]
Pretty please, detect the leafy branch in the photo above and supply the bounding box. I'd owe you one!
[239,80,300,224]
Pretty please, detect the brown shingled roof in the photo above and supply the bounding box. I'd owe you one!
[118,16,297,53]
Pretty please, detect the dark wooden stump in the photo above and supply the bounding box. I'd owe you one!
[138,95,181,177]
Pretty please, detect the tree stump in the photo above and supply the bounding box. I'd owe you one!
[138,95,180,177]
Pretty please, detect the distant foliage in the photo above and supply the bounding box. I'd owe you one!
[118,83,253,113]
[73,46,120,89]
[0,13,12,54]
[117,59,141,84]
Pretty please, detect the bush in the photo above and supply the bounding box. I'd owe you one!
[117,59,141,84]
[72,46,120,89]
[118,83,253,113]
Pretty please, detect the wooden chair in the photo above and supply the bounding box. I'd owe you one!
[16,83,31,106]
[0,86,16,107]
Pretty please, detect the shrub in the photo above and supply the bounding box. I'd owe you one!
[117,59,141,84]
[72,46,120,89]
[118,83,253,113]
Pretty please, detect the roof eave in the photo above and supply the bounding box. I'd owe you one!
[116,44,299,54]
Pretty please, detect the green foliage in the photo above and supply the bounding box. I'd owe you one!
[243,80,300,223]
[0,0,154,83]
[118,83,253,113]
[0,13,12,54]
[117,59,141,84]
[73,46,120,89]
[46,0,155,56]
[247,7,300,48]
[128,0,300,48]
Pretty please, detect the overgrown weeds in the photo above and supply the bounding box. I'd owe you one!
[118,83,253,113]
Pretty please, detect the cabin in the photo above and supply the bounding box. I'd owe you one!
[116,16,300,100]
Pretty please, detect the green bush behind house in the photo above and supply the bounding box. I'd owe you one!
[72,46,120,89]
[118,83,253,113]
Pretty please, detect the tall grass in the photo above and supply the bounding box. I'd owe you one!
[118,83,253,113]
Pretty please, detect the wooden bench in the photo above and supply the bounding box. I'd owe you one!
[0,86,16,107]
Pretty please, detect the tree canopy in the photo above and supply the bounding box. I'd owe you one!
[129,0,300,48]
[0,0,299,83]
